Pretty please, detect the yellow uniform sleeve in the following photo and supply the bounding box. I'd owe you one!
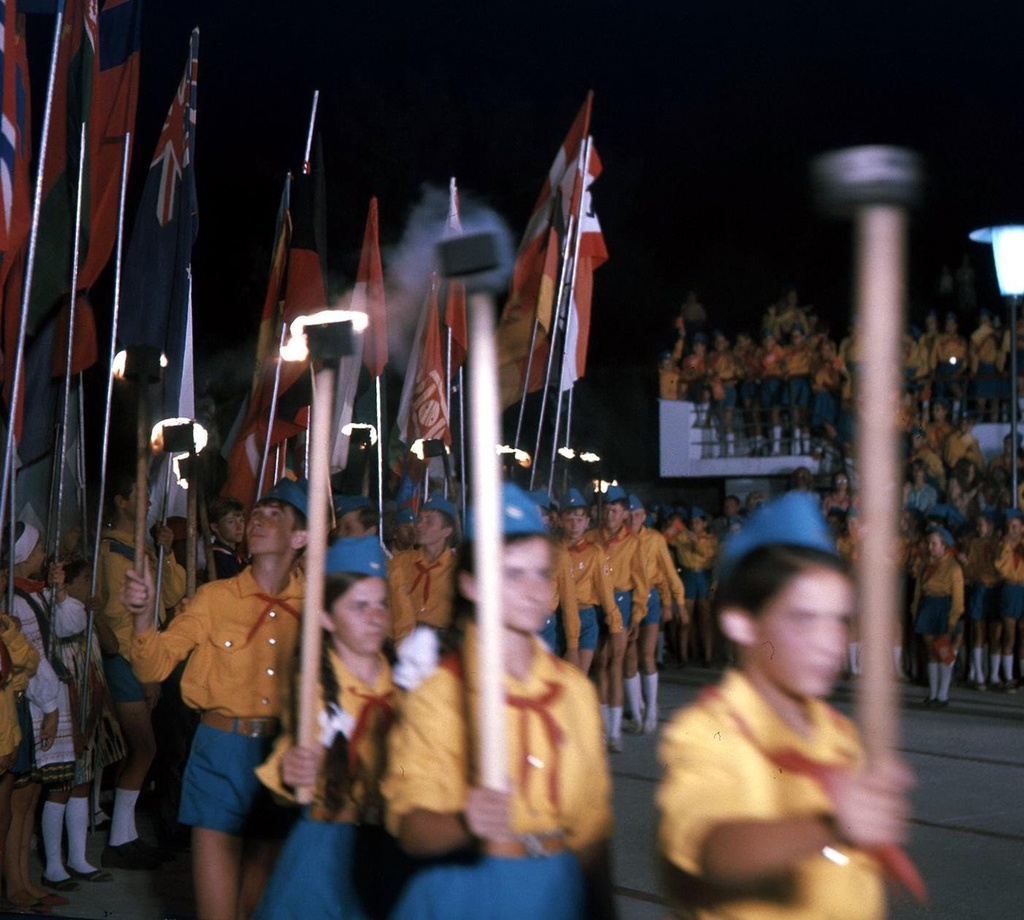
[555,548,581,651]
[0,615,38,759]
[387,554,418,643]
[131,595,210,684]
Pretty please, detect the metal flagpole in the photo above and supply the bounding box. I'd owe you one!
[51,124,87,563]
[444,326,452,498]
[0,4,67,532]
[255,323,288,502]
[375,376,385,549]
[152,461,173,627]
[559,387,574,495]
[530,141,590,490]
[458,367,467,510]
[77,376,88,557]
[83,133,131,732]
[303,90,319,171]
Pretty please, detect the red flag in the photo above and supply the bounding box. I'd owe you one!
[357,196,387,378]
[0,2,31,289]
[443,177,467,375]
[497,92,592,409]
[410,277,450,447]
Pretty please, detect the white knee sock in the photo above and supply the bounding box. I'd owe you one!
[1002,655,1015,683]
[42,800,69,880]
[991,653,1002,682]
[623,674,643,722]
[66,796,99,874]
[608,706,623,741]
[641,673,659,731]
[938,662,954,701]
[109,787,140,847]
[971,648,985,682]
[927,661,939,698]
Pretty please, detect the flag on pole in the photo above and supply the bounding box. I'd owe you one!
[0,0,31,289]
[120,26,199,419]
[358,196,387,378]
[393,274,450,459]
[79,0,142,288]
[559,140,607,391]
[497,92,592,409]
[222,141,329,506]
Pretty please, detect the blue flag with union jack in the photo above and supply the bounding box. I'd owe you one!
[120,26,198,418]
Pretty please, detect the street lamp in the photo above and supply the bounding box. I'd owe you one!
[970,225,1024,508]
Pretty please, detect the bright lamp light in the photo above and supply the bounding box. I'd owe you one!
[970,225,1024,296]
[280,310,369,361]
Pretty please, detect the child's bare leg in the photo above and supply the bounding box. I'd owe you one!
[192,827,243,920]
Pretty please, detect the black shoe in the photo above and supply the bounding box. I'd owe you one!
[934,699,949,708]
[921,696,936,707]
[130,838,176,862]
[101,840,160,871]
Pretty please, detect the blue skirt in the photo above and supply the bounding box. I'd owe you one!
[390,851,585,920]
[967,584,1000,622]
[916,595,951,635]
[254,817,367,920]
[971,362,1005,400]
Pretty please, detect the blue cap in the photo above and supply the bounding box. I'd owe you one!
[465,482,548,540]
[604,485,628,504]
[790,323,805,335]
[980,308,993,320]
[561,488,588,510]
[420,497,457,522]
[690,505,708,520]
[929,526,954,548]
[911,426,927,439]
[1005,509,1023,521]
[908,324,922,340]
[926,309,937,319]
[528,490,554,511]
[692,332,708,345]
[334,494,371,517]
[395,507,416,525]
[260,478,309,518]
[945,311,958,323]
[718,492,836,583]
[658,350,672,361]
[712,329,726,341]
[325,535,386,578]
[627,493,644,512]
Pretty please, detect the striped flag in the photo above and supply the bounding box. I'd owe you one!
[0,0,30,286]
[497,92,592,409]
[559,140,607,391]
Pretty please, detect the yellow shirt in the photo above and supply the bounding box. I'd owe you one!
[942,432,983,471]
[97,527,186,665]
[658,670,885,920]
[912,553,964,628]
[0,614,39,759]
[962,535,1000,587]
[387,548,458,642]
[660,365,681,400]
[131,567,304,718]
[995,539,1024,586]
[382,629,613,851]
[637,527,685,609]
[550,543,580,648]
[257,649,395,818]
[595,526,649,628]
[674,531,719,573]
[563,536,619,646]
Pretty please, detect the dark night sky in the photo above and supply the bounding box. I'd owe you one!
[90,0,1024,475]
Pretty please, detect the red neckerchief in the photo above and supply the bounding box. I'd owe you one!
[601,527,629,549]
[700,686,927,903]
[14,577,45,595]
[409,555,445,604]
[244,593,302,644]
[566,539,591,556]
[507,680,566,810]
[344,685,395,777]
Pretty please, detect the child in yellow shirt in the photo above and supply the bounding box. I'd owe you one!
[658,492,919,919]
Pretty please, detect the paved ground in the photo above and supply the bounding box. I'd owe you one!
[5,666,1022,918]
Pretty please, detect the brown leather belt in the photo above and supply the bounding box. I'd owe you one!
[485,834,567,859]
[200,712,280,738]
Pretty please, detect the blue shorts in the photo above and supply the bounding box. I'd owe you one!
[971,362,1004,401]
[683,569,712,601]
[538,616,561,655]
[916,595,952,635]
[968,584,1000,622]
[739,379,758,404]
[810,390,839,429]
[577,606,598,651]
[102,653,146,704]
[642,589,662,627]
[180,723,293,837]
[391,850,584,920]
[1002,583,1024,620]
[759,378,783,409]
[787,376,811,409]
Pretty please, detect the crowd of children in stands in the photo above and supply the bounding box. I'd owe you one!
[659,283,1022,464]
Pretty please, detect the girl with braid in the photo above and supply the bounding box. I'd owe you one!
[254,535,402,919]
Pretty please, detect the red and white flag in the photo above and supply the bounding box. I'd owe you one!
[497,92,592,409]
[357,196,387,378]
[560,140,607,391]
